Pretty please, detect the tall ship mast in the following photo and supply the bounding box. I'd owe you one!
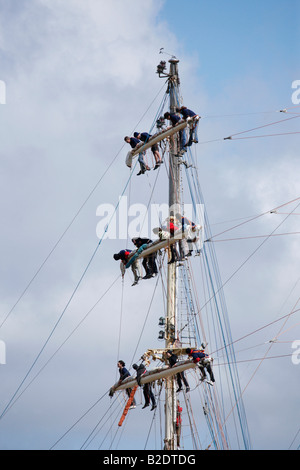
[108,57,252,451]
[164,57,181,450]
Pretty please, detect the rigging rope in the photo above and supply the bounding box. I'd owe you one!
[12,79,300,450]
[50,389,111,449]
[207,231,300,243]
[2,274,121,417]
[229,131,300,140]
[206,196,300,241]
[48,87,170,451]
[116,276,125,379]
[183,144,252,448]
[199,199,300,313]
[0,162,137,421]
[0,81,168,331]
[207,295,300,450]
[224,114,300,139]
[182,151,300,445]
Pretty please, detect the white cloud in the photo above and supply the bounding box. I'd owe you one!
[0,0,299,451]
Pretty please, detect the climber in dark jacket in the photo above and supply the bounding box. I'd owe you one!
[132,363,156,411]
[166,350,190,393]
[186,348,215,385]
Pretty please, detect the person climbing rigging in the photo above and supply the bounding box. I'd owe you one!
[165,350,190,393]
[124,136,150,175]
[173,214,189,260]
[176,400,183,449]
[163,111,181,126]
[134,132,162,170]
[132,363,156,411]
[132,237,158,279]
[175,213,202,257]
[163,111,187,153]
[113,249,142,286]
[176,106,200,147]
[116,360,136,408]
[186,348,215,385]
[163,216,180,264]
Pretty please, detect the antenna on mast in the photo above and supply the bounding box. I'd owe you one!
[157,49,178,78]
[159,47,177,59]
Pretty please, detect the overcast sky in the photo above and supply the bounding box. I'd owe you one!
[0,0,299,451]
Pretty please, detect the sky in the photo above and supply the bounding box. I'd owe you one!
[0,0,299,451]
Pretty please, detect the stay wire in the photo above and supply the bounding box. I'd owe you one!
[81,397,123,450]
[206,196,300,241]
[0,80,167,331]
[0,164,136,422]
[202,105,300,119]
[289,426,300,450]
[130,273,161,366]
[208,231,300,243]
[116,276,125,373]
[0,148,122,331]
[224,114,300,139]
[143,386,162,450]
[2,274,121,417]
[198,200,300,330]
[55,86,169,450]
[50,390,116,449]
[211,296,300,450]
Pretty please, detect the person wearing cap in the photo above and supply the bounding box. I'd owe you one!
[165,350,190,393]
[113,249,142,286]
[132,363,156,411]
[176,106,199,147]
[134,132,162,170]
[124,136,150,176]
[186,348,215,385]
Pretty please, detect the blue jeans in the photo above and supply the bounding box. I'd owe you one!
[187,121,199,146]
[180,129,187,150]
[138,151,147,172]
